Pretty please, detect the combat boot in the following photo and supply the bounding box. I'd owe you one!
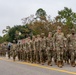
[49,62,52,66]
[41,62,44,65]
[71,62,75,67]
[54,60,57,65]
[58,61,62,68]
[47,61,50,65]
[47,61,52,66]
[61,61,64,66]
[67,60,70,64]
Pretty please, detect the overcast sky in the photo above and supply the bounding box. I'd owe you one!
[0,0,76,36]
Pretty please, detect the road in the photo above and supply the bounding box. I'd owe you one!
[0,57,76,75]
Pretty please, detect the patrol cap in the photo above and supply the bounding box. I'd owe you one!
[48,32,52,34]
[71,28,75,33]
[37,34,40,37]
[57,26,61,30]
[13,40,16,43]
[41,33,45,35]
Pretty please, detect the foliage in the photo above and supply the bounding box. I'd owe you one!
[56,7,76,29]
[1,7,76,43]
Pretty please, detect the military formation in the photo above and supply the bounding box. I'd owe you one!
[0,26,76,68]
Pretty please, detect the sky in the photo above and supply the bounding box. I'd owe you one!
[0,0,76,36]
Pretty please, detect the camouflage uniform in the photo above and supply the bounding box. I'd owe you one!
[17,44,21,61]
[35,35,41,63]
[23,43,27,61]
[26,37,31,62]
[63,38,68,63]
[40,33,46,65]
[1,44,7,56]
[20,44,25,61]
[46,32,53,66]
[12,43,17,61]
[30,36,35,63]
[53,26,65,68]
[67,29,76,67]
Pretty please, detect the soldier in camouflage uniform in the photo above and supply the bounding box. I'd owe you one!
[53,26,65,68]
[40,33,46,65]
[17,42,21,61]
[35,35,41,64]
[30,36,35,63]
[26,37,31,62]
[46,32,53,66]
[67,29,76,67]
[20,44,24,61]
[23,42,27,61]
[1,44,7,57]
[12,40,17,61]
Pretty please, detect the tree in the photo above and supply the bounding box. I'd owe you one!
[35,8,47,21]
[56,7,76,29]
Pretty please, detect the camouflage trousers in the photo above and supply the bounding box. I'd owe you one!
[19,51,23,61]
[63,51,66,62]
[26,51,30,62]
[34,50,40,63]
[23,51,27,61]
[70,50,76,63]
[17,50,21,61]
[56,47,64,62]
[8,50,11,59]
[30,50,34,63]
[47,50,53,63]
[39,50,46,63]
[12,50,17,61]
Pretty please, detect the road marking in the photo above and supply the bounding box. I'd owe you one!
[0,57,76,75]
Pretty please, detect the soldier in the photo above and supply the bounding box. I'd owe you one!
[30,36,35,63]
[23,42,27,61]
[67,28,76,67]
[53,26,65,68]
[17,42,21,61]
[12,40,17,61]
[26,37,31,62]
[46,32,53,66]
[20,44,24,61]
[40,33,46,65]
[35,35,41,64]
[1,43,7,57]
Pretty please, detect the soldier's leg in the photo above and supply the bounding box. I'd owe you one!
[8,50,10,59]
[35,51,39,63]
[27,52,29,62]
[22,51,25,61]
[53,51,57,65]
[13,51,16,61]
[71,50,75,67]
[61,49,64,66]
[47,51,52,66]
[40,50,44,65]
[27,51,30,62]
[66,50,70,64]
[34,51,36,63]
[57,50,62,68]
[30,51,33,63]
[32,50,34,63]
[18,51,20,61]
[24,51,27,61]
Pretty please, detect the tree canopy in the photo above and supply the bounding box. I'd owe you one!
[0,7,76,43]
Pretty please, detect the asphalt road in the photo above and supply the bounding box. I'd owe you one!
[0,57,76,75]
